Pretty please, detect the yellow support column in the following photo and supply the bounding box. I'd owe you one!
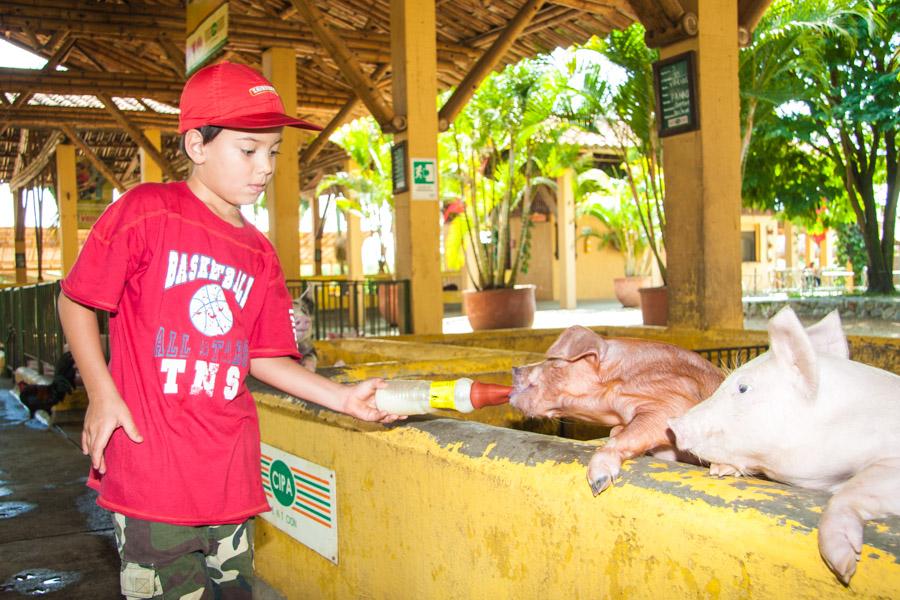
[55,144,78,276]
[391,0,443,334]
[660,0,743,329]
[557,168,577,309]
[140,129,163,183]
[263,46,301,279]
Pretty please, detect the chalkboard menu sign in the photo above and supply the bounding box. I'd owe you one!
[391,141,408,194]
[653,51,698,137]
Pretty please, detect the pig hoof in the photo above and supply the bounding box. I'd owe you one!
[709,463,741,478]
[589,475,612,496]
[819,509,863,585]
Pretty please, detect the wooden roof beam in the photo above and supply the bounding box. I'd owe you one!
[12,32,74,109]
[9,130,62,190]
[439,0,547,131]
[300,63,390,166]
[59,124,126,193]
[156,33,186,80]
[0,107,178,130]
[290,0,396,130]
[0,68,184,102]
[96,92,178,181]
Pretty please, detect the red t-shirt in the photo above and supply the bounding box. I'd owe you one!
[62,181,299,525]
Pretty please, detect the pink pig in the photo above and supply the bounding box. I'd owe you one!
[509,325,724,495]
[669,307,900,585]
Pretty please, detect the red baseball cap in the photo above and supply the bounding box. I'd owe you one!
[178,61,322,133]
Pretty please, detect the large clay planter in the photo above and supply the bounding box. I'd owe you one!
[613,275,651,308]
[462,285,536,331]
[638,285,668,326]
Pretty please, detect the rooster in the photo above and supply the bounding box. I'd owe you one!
[18,352,77,418]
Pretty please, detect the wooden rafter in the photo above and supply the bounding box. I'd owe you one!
[0,68,184,103]
[59,124,126,193]
[290,0,395,129]
[300,63,391,166]
[96,92,177,181]
[155,33,186,79]
[439,0,547,130]
[0,106,178,130]
[9,130,62,190]
[11,32,74,109]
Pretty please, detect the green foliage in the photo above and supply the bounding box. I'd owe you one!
[318,117,394,273]
[441,57,580,290]
[562,25,667,283]
[577,170,652,276]
[835,221,868,278]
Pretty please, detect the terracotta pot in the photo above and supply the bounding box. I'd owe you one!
[638,285,668,326]
[377,284,400,326]
[462,285,536,331]
[613,276,651,308]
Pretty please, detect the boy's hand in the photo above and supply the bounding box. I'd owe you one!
[341,378,406,424]
[82,388,143,474]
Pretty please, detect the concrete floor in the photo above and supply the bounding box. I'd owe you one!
[0,386,285,599]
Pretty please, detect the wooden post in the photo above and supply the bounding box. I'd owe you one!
[13,188,27,283]
[55,144,79,276]
[140,128,163,183]
[659,0,743,329]
[391,0,443,334]
[311,192,322,276]
[557,168,577,309]
[262,46,301,279]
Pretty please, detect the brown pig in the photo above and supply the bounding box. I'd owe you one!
[509,325,724,495]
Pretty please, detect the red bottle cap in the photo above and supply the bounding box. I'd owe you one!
[470,382,512,409]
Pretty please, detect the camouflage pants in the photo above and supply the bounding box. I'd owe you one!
[112,513,254,600]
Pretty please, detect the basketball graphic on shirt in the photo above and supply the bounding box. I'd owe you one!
[189,284,233,336]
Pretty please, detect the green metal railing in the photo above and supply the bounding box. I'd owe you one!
[0,278,411,372]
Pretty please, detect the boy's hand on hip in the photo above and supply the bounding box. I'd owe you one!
[82,388,143,474]
[341,378,405,424]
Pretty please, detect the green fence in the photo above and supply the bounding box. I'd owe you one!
[0,278,411,373]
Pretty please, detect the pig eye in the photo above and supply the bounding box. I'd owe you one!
[737,383,750,394]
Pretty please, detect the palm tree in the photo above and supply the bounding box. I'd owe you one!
[563,25,667,284]
[317,117,394,274]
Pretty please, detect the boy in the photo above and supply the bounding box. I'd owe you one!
[58,61,401,599]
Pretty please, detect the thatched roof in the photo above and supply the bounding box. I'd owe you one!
[0,0,771,192]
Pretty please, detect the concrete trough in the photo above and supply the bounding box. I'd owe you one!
[252,330,900,598]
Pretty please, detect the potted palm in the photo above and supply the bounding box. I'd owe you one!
[577,171,653,307]
[565,25,668,324]
[441,59,568,330]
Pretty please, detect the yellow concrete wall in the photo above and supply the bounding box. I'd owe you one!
[254,388,899,599]
[253,333,899,599]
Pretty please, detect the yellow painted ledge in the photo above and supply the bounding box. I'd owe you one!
[253,388,900,599]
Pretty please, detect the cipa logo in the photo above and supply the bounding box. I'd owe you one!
[249,85,276,96]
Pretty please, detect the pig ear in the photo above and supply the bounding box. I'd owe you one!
[546,325,608,363]
[804,310,849,359]
[767,307,818,400]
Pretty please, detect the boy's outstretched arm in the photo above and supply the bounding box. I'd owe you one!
[57,292,143,474]
[250,357,404,424]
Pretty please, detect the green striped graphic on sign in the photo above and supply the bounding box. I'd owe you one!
[294,473,329,494]
[298,489,330,509]
[295,500,331,522]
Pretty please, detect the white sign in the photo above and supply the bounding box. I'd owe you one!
[260,443,338,563]
[411,157,438,200]
[185,2,229,76]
